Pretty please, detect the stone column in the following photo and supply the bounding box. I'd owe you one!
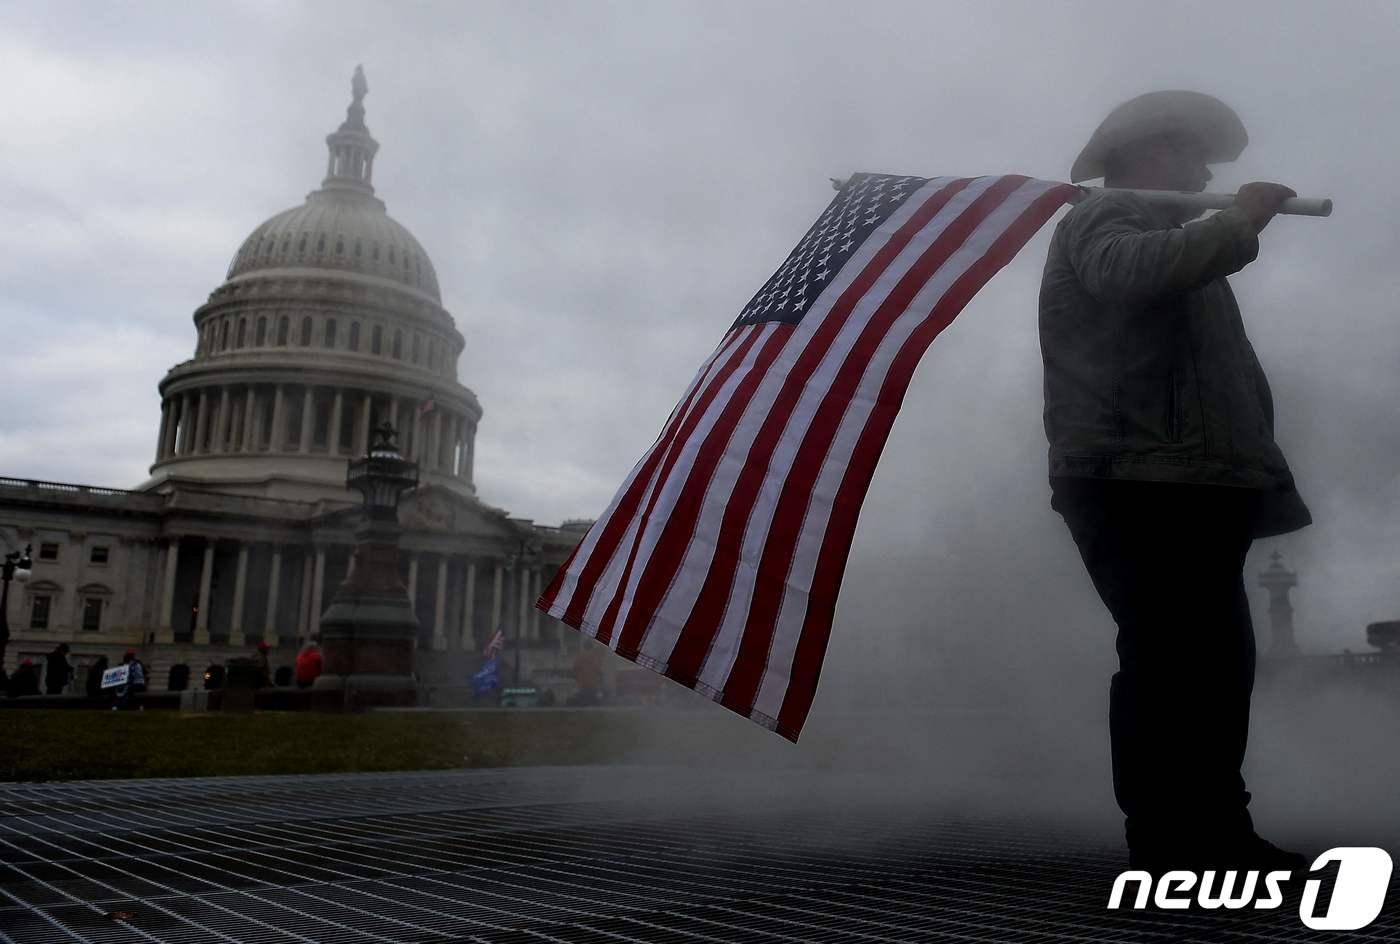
[215,386,232,453]
[155,399,172,463]
[157,537,180,643]
[358,393,372,454]
[309,546,327,637]
[431,411,445,472]
[230,542,249,646]
[194,541,214,644]
[407,553,419,606]
[270,384,286,452]
[241,387,257,452]
[490,561,503,635]
[433,555,448,650]
[193,389,211,454]
[264,547,283,645]
[411,405,424,464]
[389,396,401,441]
[165,398,180,459]
[329,389,344,456]
[460,559,477,651]
[298,386,314,453]
[177,392,193,454]
[297,552,314,638]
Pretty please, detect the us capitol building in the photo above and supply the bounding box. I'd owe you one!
[0,69,593,691]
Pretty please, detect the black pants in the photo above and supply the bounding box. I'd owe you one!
[1051,476,1261,853]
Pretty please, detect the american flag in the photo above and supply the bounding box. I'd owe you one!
[538,174,1078,742]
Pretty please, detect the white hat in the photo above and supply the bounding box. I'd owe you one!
[1071,90,1248,183]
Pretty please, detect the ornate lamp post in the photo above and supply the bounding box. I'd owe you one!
[313,423,421,709]
[1,544,34,671]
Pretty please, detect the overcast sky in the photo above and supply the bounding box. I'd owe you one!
[2,0,1397,663]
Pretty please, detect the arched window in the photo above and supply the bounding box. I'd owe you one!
[236,318,247,348]
[324,318,337,348]
[220,320,230,351]
[256,316,267,346]
[411,334,421,364]
[392,329,403,360]
[371,325,382,355]
[348,321,360,352]
[300,316,312,346]
[276,316,289,346]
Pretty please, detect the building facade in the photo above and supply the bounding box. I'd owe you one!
[0,69,591,693]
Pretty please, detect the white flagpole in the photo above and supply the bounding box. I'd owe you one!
[827,178,1332,217]
[1073,186,1332,218]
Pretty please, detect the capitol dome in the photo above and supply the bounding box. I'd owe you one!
[227,191,441,302]
[144,66,481,503]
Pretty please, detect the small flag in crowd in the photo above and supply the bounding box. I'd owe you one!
[538,173,1078,742]
[483,628,505,659]
[418,397,437,416]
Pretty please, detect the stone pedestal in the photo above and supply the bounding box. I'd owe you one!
[313,518,419,710]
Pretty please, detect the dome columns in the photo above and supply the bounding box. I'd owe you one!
[151,380,477,493]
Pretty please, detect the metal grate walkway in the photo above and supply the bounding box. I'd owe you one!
[1,767,1396,943]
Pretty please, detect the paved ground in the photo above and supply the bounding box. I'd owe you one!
[1,766,1397,943]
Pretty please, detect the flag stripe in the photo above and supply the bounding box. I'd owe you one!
[774,182,1077,737]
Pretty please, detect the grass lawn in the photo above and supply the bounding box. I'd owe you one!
[0,709,680,782]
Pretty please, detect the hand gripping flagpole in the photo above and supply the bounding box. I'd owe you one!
[829,177,1332,217]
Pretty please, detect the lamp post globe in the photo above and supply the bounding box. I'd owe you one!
[347,421,419,519]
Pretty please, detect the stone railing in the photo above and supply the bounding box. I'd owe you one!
[0,476,141,498]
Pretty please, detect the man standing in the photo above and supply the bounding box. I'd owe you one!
[1040,90,1313,873]
[44,643,73,695]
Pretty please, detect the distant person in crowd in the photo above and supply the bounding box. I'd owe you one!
[252,640,272,687]
[114,650,145,710]
[86,655,110,701]
[295,638,323,689]
[8,659,40,698]
[571,646,604,707]
[44,643,73,695]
